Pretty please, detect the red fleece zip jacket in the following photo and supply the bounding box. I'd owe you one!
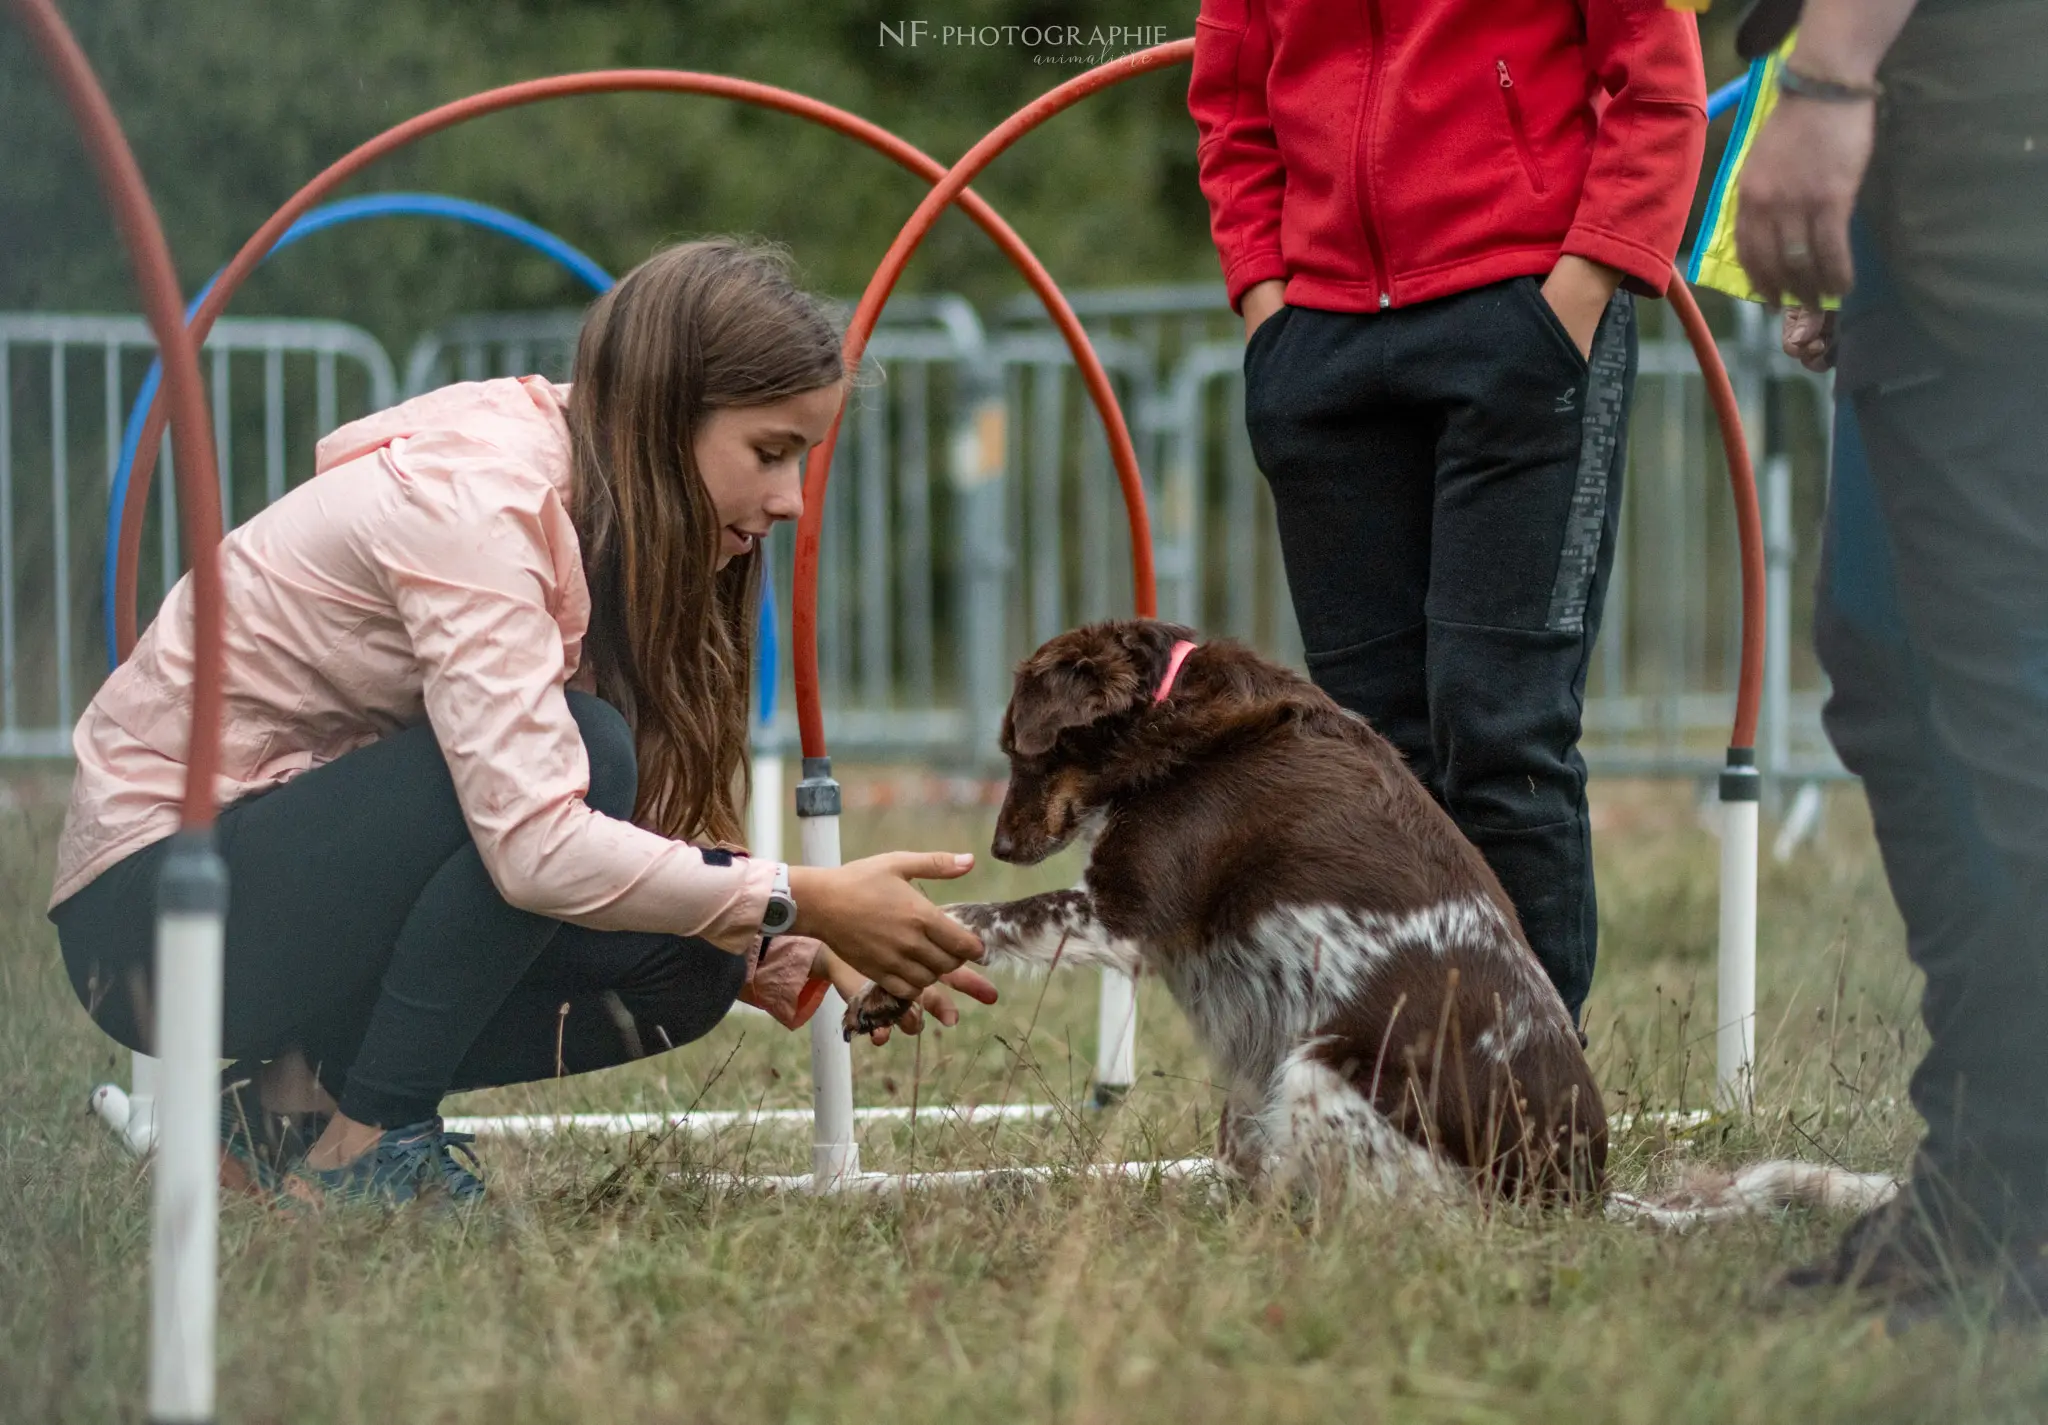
[1189,0,1708,315]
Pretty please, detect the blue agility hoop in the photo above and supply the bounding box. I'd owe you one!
[102,193,612,670]
[1707,73,1746,122]
[103,192,785,732]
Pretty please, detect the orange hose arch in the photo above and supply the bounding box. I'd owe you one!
[111,69,1159,692]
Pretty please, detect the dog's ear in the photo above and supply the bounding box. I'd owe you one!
[1009,651,1145,757]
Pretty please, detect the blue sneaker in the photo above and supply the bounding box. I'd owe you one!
[281,1119,443,1208]
[434,1125,487,1205]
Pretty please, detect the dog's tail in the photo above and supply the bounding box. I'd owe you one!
[943,889,1141,976]
[1605,1159,1900,1230]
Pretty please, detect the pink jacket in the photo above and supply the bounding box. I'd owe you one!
[51,376,825,1030]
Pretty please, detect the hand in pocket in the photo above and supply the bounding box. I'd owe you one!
[1241,279,1287,344]
[1538,255,1624,361]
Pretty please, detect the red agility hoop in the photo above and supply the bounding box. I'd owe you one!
[11,0,225,823]
[10,4,233,1420]
[1666,272,1766,751]
[787,39,1764,769]
[111,69,1159,676]
[789,41,1191,756]
[780,39,1767,1108]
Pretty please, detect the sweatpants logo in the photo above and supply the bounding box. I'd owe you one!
[1546,296,1632,634]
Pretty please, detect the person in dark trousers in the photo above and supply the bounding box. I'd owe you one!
[1736,0,2048,1323]
[1189,0,1709,1025]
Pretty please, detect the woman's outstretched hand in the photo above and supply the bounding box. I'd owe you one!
[787,852,985,999]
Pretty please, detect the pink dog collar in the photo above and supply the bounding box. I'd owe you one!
[1153,639,1198,705]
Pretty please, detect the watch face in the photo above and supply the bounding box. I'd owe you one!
[763,895,796,934]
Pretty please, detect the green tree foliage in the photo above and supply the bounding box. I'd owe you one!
[1,0,1220,350]
[1,1,1745,351]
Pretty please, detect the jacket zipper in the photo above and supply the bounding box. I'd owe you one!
[1356,0,1393,308]
[1496,59,1549,195]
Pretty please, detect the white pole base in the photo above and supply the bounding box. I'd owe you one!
[1717,753,1761,1113]
[149,834,227,1425]
[1093,966,1138,1106]
[797,759,860,1191]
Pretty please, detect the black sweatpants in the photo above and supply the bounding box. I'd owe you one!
[1816,218,2048,1243]
[1244,275,1636,1020]
[52,691,747,1128]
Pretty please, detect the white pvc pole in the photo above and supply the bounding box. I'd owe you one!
[131,1049,161,1149]
[749,742,784,860]
[1093,967,1137,1106]
[150,834,226,1425]
[133,1047,161,1099]
[1717,755,1760,1112]
[796,758,858,1190]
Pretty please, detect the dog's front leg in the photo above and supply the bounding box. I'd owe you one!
[942,888,1140,975]
[842,888,1139,1042]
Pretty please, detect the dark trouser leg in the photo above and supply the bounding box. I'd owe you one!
[1812,399,2008,1242]
[443,926,745,1091]
[54,690,745,1127]
[1413,279,1634,1022]
[1834,296,2048,1242]
[1243,303,1441,790]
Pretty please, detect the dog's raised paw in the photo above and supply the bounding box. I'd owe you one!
[842,984,917,1042]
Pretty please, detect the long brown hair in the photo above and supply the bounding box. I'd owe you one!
[567,238,843,845]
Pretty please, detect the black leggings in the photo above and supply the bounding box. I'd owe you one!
[52,692,747,1128]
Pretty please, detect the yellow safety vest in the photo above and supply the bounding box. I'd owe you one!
[1685,35,1838,309]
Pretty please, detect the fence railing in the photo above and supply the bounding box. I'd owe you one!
[0,313,393,756]
[1,288,1843,791]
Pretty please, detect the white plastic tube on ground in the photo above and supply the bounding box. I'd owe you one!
[797,757,859,1190]
[698,1157,1214,1195]
[1717,751,1760,1111]
[150,833,227,1425]
[442,1102,1063,1137]
[1094,967,1137,1106]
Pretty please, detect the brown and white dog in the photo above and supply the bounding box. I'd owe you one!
[848,618,1607,1203]
[846,619,1904,1222]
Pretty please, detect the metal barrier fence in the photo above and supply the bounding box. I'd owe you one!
[2,287,1841,790]
[0,313,394,756]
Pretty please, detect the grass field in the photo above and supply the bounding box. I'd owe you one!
[5,768,2046,1423]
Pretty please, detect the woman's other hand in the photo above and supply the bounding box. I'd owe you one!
[818,945,1000,1045]
[787,852,984,999]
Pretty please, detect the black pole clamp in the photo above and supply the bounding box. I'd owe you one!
[795,756,842,819]
[1719,746,1761,804]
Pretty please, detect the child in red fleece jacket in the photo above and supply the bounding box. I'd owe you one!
[1191,0,1707,1024]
